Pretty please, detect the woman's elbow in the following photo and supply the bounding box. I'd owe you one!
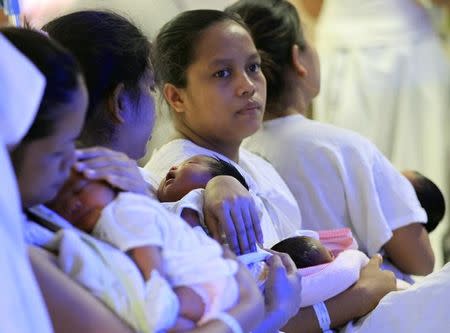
[383,223,435,275]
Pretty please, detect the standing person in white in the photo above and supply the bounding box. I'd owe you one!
[312,0,450,265]
[227,0,434,278]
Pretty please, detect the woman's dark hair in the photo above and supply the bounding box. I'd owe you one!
[208,156,249,190]
[0,27,81,141]
[225,0,306,111]
[43,10,152,147]
[154,9,249,88]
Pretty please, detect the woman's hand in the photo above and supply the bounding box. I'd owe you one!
[222,247,265,332]
[203,176,263,255]
[74,147,151,195]
[263,252,302,327]
[352,254,397,317]
[283,254,396,333]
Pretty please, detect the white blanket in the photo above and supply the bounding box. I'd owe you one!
[42,227,180,332]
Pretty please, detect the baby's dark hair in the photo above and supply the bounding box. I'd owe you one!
[271,236,330,269]
[406,171,446,233]
[207,156,249,191]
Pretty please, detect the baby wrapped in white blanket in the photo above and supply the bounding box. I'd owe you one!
[46,172,239,332]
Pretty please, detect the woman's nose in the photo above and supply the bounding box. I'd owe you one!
[236,73,256,97]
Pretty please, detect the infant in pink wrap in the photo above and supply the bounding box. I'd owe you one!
[272,228,409,307]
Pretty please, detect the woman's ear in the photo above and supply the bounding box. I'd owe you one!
[291,44,308,77]
[107,83,126,124]
[163,83,186,113]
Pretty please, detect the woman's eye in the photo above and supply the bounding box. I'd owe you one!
[248,63,261,73]
[213,69,231,78]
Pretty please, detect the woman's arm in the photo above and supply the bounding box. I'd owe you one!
[283,255,397,333]
[203,176,263,255]
[29,246,134,333]
[383,223,435,275]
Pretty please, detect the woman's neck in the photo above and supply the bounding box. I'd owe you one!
[264,94,310,121]
[264,71,313,121]
[173,125,241,162]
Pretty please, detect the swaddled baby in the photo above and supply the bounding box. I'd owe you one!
[48,170,239,332]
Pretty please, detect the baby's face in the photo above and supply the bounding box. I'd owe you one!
[157,155,214,202]
[309,238,334,265]
[47,172,116,232]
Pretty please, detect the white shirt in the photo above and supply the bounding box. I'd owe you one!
[244,115,426,256]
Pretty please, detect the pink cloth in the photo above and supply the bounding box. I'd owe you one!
[318,228,358,256]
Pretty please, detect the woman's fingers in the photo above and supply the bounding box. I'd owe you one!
[203,176,262,255]
[74,153,132,171]
[221,202,241,255]
[264,254,302,321]
[240,204,257,253]
[75,147,127,160]
[266,249,297,275]
[230,204,252,254]
[248,201,263,245]
[72,147,149,195]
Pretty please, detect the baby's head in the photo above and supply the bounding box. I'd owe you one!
[157,155,249,202]
[271,236,334,269]
[46,171,117,232]
[402,170,446,233]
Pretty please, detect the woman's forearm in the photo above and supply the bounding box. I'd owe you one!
[283,255,397,333]
[252,309,291,333]
[383,223,435,275]
[29,246,134,333]
[282,289,362,333]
